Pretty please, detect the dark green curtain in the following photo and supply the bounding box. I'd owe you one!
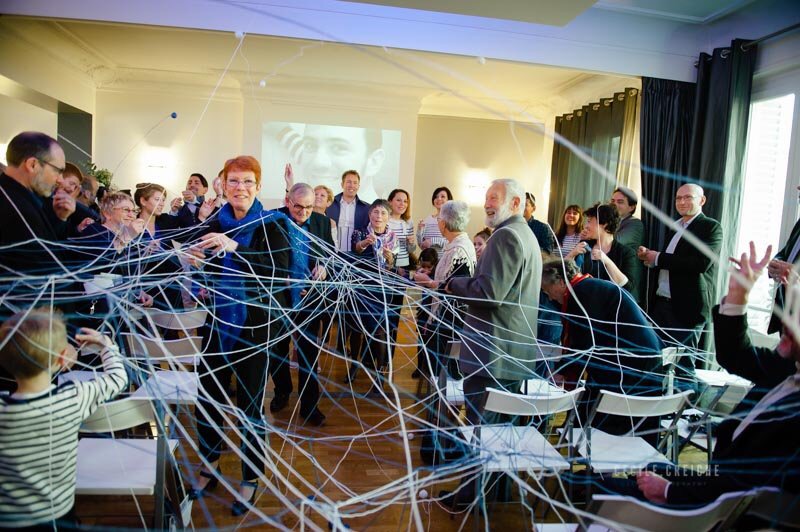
[688,39,757,299]
[548,89,637,227]
[640,78,696,253]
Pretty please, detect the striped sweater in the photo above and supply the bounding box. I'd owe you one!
[416,215,447,253]
[0,345,128,528]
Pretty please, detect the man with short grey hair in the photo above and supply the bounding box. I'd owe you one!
[271,182,335,426]
[445,178,542,424]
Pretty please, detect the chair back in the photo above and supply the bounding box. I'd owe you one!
[122,332,202,362]
[484,387,584,417]
[746,488,800,529]
[145,308,208,331]
[80,397,155,433]
[595,389,692,418]
[590,490,757,532]
[446,341,461,360]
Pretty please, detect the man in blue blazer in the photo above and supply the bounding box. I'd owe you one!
[325,170,370,378]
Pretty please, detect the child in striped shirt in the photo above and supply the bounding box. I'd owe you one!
[0,308,128,530]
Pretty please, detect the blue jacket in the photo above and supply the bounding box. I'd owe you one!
[325,192,370,231]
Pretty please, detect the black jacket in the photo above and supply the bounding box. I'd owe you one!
[0,173,69,275]
[666,306,800,505]
[769,217,800,333]
[650,213,723,326]
[581,239,640,302]
[200,211,292,333]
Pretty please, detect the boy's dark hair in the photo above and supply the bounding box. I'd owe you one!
[419,247,439,266]
[0,307,67,379]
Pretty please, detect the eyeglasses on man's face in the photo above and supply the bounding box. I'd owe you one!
[37,158,66,176]
[289,199,314,211]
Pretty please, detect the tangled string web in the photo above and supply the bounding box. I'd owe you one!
[2,3,796,531]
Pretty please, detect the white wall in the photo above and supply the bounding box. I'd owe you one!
[0,94,57,163]
[413,115,546,237]
[94,88,242,198]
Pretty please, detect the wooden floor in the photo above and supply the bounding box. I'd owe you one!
[74,311,706,530]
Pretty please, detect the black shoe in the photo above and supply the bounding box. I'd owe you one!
[270,393,289,413]
[411,368,422,379]
[438,489,469,509]
[231,481,258,516]
[344,365,358,384]
[302,409,326,427]
[188,468,220,500]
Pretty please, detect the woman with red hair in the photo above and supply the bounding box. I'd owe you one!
[188,155,291,516]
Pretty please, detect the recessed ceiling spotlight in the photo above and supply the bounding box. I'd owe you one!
[259,79,266,87]
[477,56,486,65]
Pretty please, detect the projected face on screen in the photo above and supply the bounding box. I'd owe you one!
[299,125,385,198]
[262,122,401,203]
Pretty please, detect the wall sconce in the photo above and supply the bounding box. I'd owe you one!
[464,169,490,206]
[142,146,176,190]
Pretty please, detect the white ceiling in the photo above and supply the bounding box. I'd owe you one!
[2,0,767,83]
[0,16,639,120]
[595,0,757,23]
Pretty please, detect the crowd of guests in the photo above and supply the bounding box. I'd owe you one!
[0,130,797,528]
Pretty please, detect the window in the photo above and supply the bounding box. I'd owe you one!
[736,93,795,333]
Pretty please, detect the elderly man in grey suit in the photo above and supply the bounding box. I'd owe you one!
[445,178,542,424]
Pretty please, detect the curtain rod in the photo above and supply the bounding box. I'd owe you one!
[741,22,800,51]
[694,22,800,66]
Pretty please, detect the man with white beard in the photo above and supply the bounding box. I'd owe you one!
[445,178,542,425]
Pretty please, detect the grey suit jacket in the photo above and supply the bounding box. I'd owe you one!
[448,214,542,381]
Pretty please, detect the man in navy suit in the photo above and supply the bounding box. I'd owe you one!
[270,183,335,426]
[325,170,370,376]
[637,183,723,355]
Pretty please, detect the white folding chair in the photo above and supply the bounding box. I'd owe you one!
[586,490,759,532]
[572,389,693,472]
[76,397,187,528]
[144,307,208,333]
[463,387,584,471]
[121,333,202,404]
[456,387,582,521]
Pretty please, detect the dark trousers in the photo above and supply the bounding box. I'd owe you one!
[651,296,705,381]
[270,311,325,416]
[197,329,268,482]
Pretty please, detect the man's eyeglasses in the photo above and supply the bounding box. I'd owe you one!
[226,178,257,189]
[113,207,137,214]
[289,199,314,211]
[37,158,65,176]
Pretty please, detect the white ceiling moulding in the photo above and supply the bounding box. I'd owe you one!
[340,0,597,26]
[1,0,702,81]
